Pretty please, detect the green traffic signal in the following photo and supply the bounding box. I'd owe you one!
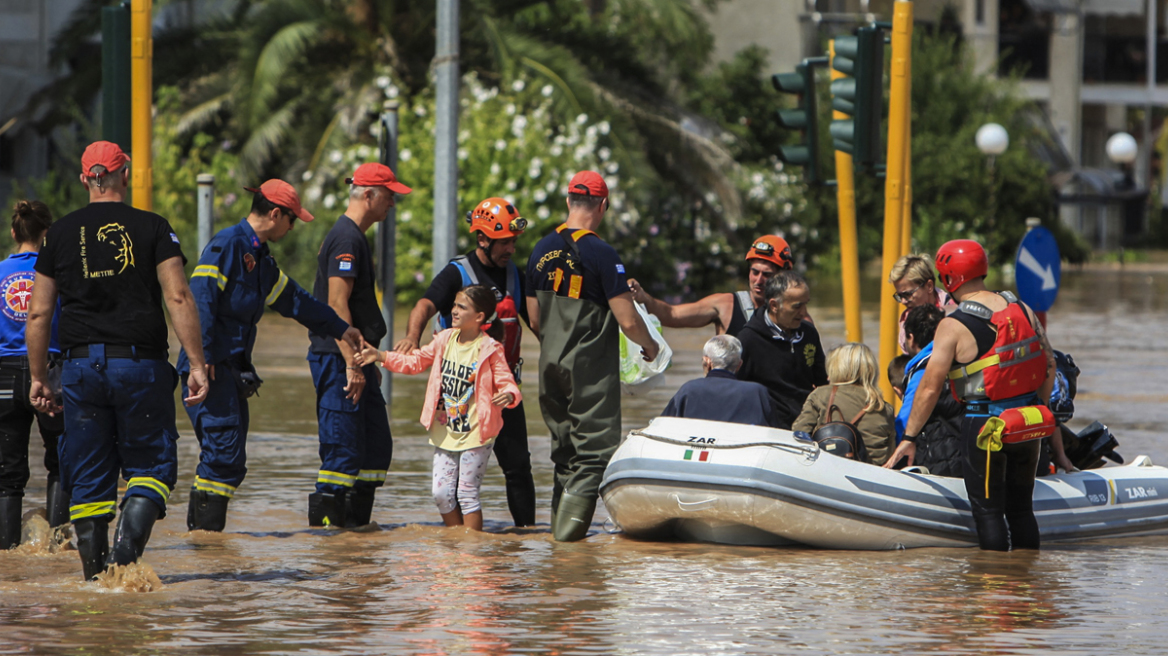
[830,27,884,166]
[772,62,821,184]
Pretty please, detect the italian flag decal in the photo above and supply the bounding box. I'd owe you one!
[684,450,710,462]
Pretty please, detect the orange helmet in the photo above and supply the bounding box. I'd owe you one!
[466,197,527,239]
[745,235,793,270]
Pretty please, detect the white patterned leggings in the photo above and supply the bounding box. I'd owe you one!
[432,445,493,515]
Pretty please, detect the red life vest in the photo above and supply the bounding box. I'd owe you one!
[440,255,523,370]
[948,294,1047,403]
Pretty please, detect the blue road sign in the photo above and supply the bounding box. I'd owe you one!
[1015,226,1061,312]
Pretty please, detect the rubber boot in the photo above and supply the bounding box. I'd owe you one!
[46,477,71,529]
[308,491,347,528]
[108,497,160,567]
[187,489,230,532]
[550,481,564,527]
[346,487,375,527]
[505,476,537,527]
[0,496,21,550]
[73,517,110,580]
[552,492,596,542]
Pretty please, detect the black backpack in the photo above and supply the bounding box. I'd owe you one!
[812,386,870,462]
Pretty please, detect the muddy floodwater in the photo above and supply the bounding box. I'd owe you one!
[2,267,1167,655]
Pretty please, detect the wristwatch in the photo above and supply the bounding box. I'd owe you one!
[902,432,920,444]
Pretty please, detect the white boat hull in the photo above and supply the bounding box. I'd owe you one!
[599,417,1168,550]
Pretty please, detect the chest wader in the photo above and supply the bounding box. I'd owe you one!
[536,226,622,541]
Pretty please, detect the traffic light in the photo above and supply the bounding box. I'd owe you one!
[830,26,884,166]
[772,59,821,184]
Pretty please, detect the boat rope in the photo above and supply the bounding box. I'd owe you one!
[630,430,818,458]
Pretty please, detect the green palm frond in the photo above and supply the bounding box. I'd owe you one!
[239,101,301,176]
[176,93,232,138]
[248,20,324,128]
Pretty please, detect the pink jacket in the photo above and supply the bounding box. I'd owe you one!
[380,328,521,441]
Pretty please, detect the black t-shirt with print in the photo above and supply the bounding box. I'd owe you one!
[308,215,386,354]
[34,202,186,352]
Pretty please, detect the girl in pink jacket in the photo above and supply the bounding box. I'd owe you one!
[359,286,520,531]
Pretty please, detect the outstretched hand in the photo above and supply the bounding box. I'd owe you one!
[883,440,916,469]
[357,344,384,367]
[627,278,648,304]
[341,326,366,354]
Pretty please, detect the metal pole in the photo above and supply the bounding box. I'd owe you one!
[432,0,460,276]
[196,174,214,257]
[900,48,913,259]
[130,0,153,210]
[1145,0,1156,220]
[830,40,863,344]
[101,5,132,152]
[879,0,913,403]
[377,102,399,404]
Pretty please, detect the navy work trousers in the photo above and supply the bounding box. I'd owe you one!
[59,345,179,522]
[308,352,392,494]
[183,363,249,499]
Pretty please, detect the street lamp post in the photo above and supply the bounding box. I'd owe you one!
[1105,132,1138,255]
[976,123,1008,255]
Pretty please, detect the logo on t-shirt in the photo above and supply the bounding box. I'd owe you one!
[339,261,352,271]
[81,223,135,279]
[170,233,180,244]
[615,264,625,274]
[1,272,35,322]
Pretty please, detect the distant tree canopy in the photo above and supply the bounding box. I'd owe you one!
[13,2,1071,304]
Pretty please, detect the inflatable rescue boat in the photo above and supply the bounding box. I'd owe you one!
[599,417,1168,549]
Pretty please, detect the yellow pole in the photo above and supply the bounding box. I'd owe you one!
[879,0,913,403]
[830,40,863,344]
[130,0,153,211]
[900,82,912,258]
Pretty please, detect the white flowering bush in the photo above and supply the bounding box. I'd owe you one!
[294,71,644,299]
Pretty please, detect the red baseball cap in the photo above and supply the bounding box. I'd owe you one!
[81,141,131,177]
[244,179,314,222]
[567,171,609,198]
[346,162,412,195]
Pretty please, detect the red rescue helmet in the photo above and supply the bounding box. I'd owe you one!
[935,239,988,293]
[745,235,794,270]
[466,197,527,239]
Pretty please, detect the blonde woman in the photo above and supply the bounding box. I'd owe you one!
[792,343,896,465]
[889,254,956,353]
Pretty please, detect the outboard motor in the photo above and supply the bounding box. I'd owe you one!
[1064,421,1123,471]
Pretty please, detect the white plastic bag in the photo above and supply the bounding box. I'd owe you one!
[619,302,672,396]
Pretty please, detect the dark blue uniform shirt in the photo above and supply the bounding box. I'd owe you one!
[178,219,348,373]
[661,369,776,427]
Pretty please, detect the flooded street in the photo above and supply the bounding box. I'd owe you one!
[2,267,1167,655]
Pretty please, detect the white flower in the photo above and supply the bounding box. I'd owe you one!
[550,144,563,157]
[955,221,965,231]
[537,205,550,219]
[376,76,391,89]
[307,186,322,201]
[323,194,336,209]
[605,162,619,174]
[329,150,343,163]
[385,85,399,99]
[534,189,547,202]
[490,162,501,176]
[545,180,557,192]
[505,103,516,116]
[553,135,566,146]
[495,139,507,151]
[711,243,722,255]
[528,167,541,179]
[604,175,618,189]
[506,179,518,191]
[512,79,526,92]
[357,145,373,159]
[576,113,589,125]
[598,147,611,161]
[458,148,468,160]
[751,172,764,185]
[790,223,803,236]
[400,211,413,223]
[598,121,610,135]
[541,84,554,97]
[511,115,528,138]
[414,104,427,117]
[783,202,793,215]
[301,170,313,181]
[399,149,412,162]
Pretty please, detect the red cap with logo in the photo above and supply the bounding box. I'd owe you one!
[346,162,412,195]
[244,179,314,222]
[567,171,609,198]
[81,141,131,177]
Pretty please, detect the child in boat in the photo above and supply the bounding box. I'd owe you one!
[358,285,520,531]
[792,343,896,465]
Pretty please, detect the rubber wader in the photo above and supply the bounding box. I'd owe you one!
[187,488,230,532]
[535,289,621,542]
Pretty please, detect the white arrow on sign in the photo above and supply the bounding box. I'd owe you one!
[1018,247,1057,291]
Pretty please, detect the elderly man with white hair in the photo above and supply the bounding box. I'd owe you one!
[660,335,776,426]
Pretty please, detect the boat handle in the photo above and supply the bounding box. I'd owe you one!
[673,495,718,511]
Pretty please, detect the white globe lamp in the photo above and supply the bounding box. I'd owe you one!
[976,123,1009,156]
[1106,132,1138,164]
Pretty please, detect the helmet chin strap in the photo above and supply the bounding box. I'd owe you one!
[480,237,498,267]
